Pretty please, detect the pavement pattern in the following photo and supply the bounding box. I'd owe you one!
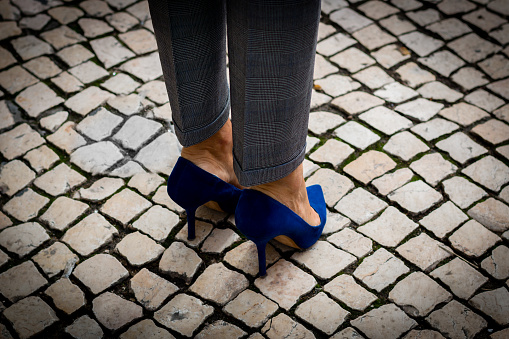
[0,0,508,338]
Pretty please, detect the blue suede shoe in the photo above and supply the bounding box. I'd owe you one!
[235,185,327,276]
[167,157,242,240]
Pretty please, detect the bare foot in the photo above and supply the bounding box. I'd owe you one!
[180,120,243,211]
[251,163,321,248]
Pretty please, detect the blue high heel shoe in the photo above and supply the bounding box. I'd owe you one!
[235,185,327,276]
[167,157,242,240]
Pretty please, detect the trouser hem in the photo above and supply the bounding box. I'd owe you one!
[233,144,306,187]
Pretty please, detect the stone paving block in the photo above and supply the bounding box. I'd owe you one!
[69,60,109,84]
[488,0,509,15]
[324,274,377,311]
[3,188,49,222]
[481,245,509,280]
[463,156,509,192]
[48,6,84,24]
[354,248,409,292]
[334,121,380,149]
[359,106,412,135]
[40,196,88,231]
[329,7,373,33]
[353,24,397,50]
[190,262,248,305]
[372,44,411,68]
[396,61,435,88]
[427,300,487,339]
[65,86,115,115]
[78,177,123,201]
[201,228,240,253]
[295,292,349,335]
[465,89,504,112]
[23,145,59,173]
[51,71,84,93]
[463,7,505,31]
[106,11,138,32]
[331,91,384,115]
[223,289,278,328]
[345,150,396,184]
[0,323,13,339]
[491,24,509,44]
[261,313,315,339]
[137,80,167,104]
[113,115,162,151]
[79,17,114,38]
[419,51,465,77]
[107,93,143,115]
[313,54,338,80]
[255,259,316,310]
[314,74,361,97]
[439,102,490,127]
[491,328,509,339]
[159,241,203,283]
[195,320,246,339]
[452,67,489,90]
[3,296,58,339]
[374,82,418,103]
[41,25,86,50]
[309,139,353,167]
[407,8,441,26]
[306,168,354,208]
[32,242,78,278]
[468,198,509,233]
[398,233,451,271]
[418,81,463,102]
[358,0,399,20]
[0,211,12,230]
[351,304,417,339]
[47,121,87,154]
[154,294,214,337]
[328,227,372,258]
[478,54,509,80]
[120,319,174,339]
[130,268,178,311]
[39,111,68,133]
[0,222,49,258]
[395,98,443,122]
[0,248,9,268]
[0,101,14,131]
[399,31,444,57]
[11,35,53,60]
[335,188,388,225]
[306,135,320,154]
[17,82,65,118]
[120,51,163,82]
[56,44,93,67]
[175,220,213,248]
[330,47,376,73]
[0,46,16,70]
[116,231,164,266]
[380,14,416,36]
[321,0,348,14]
[0,160,35,197]
[101,73,140,95]
[292,240,356,279]
[126,1,149,21]
[132,205,178,241]
[500,186,509,204]
[73,254,128,294]
[76,108,122,141]
[450,219,501,257]
[470,287,509,325]
[109,160,146,178]
[436,132,487,164]
[119,28,157,55]
[316,32,356,57]
[224,241,280,277]
[80,0,113,17]
[384,131,429,161]
[389,272,452,317]
[34,163,86,196]
[126,172,164,196]
[331,327,366,339]
[62,212,118,256]
[410,153,457,186]
[443,176,487,209]
[0,66,38,94]
[488,79,509,101]
[93,292,143,331]
[45,278,85,314]
[419,201,468,239]
[372,168,413,196]
[151,186,183,213]
[101,188,152,225]
[358,205,418,247]
[135,132,180,175]
[471,119,509,145]
[24,56,61,79]
[449,33,501,63]
[390,180,443,213]
[0,261,47,302]
[426,18,472,40]
[352,66,394,89]
[308,111,345,135]
[437,0,476,15]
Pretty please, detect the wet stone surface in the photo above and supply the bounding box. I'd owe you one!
[0,0,508,337]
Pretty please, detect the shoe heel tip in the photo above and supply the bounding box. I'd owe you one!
[187,236,196,240]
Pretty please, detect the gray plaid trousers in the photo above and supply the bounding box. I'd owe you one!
[148,0,321,186]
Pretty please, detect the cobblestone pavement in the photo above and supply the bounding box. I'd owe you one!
[0,0,508,338]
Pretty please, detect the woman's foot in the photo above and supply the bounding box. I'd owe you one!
[180,120,243,210]
[252,163,321,248]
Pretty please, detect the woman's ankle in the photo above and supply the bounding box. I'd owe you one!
[252,164,320,226]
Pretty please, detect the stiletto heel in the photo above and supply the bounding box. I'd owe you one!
[167,157,242,234]
[235,185,327,276]
[254,240,268,277]
[186,209,196,240]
